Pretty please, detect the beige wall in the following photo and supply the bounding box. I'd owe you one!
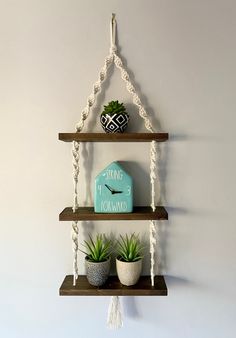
[1,0,236,337]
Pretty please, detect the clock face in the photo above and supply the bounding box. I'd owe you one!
[94,162,133,213]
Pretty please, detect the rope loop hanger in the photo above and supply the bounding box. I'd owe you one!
[70,14,161,329]
[110,13,117,54]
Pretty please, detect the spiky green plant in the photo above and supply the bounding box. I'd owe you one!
[101,100,127,116]
[80,234,112,263]
[116,233,143,262]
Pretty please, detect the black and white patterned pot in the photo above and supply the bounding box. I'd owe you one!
[100,113,129,133]
[85,256,111,286]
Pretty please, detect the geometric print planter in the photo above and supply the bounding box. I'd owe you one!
[100,113,129,133]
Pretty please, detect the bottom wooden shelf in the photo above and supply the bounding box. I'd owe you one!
[59,275,168,296]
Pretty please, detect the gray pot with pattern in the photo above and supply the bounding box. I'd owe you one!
[85,256,111,287]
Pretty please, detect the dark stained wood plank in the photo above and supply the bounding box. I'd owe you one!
[58,133,168,142]
[59,275,168,296]
[59,206,168,221]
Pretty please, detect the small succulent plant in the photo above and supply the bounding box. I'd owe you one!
[116,233,143,262]
[80,234,112,263]
[101,100,127,116]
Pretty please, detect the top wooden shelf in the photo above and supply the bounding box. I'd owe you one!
[58,133,168,142]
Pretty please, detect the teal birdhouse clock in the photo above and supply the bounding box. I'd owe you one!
[94,162,133,213]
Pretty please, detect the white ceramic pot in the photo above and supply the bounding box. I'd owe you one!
[116,258,142,286]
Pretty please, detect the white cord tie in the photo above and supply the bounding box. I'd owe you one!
[110,13,117,54]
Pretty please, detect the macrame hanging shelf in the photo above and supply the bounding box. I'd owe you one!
[58,14,168,330]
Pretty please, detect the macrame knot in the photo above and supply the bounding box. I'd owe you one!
[87,96,95,107]
[100,72,105,81]
[93,83,100,94]
[105,55,113,65]
[110,44,117,54]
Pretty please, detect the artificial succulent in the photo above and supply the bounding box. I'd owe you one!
[101,100,127,116]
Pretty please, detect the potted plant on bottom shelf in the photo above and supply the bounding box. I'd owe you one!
[116,233,143,286]
[80,234,112,287]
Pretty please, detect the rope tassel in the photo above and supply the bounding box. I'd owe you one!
[107,296,123,329]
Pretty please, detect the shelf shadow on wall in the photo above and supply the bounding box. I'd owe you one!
[166,206,188,215]
[122,297,141,319]
[158,131,191,274]
[80,221,95,241]
[164,275,193,288]
[168,133,189,142]
[118,160,150,206]
[81,142,94,206]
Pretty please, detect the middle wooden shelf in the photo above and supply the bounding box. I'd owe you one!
[59,206,168,221]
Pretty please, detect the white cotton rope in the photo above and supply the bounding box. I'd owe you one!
[70,13,160,324]
[71,140,80,286]
[71,221,79,286]
[150,140,158,286]
[150,141,157,211]
[72,141,80,212]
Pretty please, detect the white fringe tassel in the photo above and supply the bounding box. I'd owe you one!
[107,296,123,329]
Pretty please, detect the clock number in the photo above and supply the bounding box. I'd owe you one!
[97,184,102,195]
[126,185,131,196]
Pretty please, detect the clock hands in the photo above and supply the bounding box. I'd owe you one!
[105,184,114,192]
[105,184,123,194]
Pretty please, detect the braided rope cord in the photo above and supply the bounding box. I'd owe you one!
[150,141,157,286]
[71,221,79,285]
[71,140,80,286]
